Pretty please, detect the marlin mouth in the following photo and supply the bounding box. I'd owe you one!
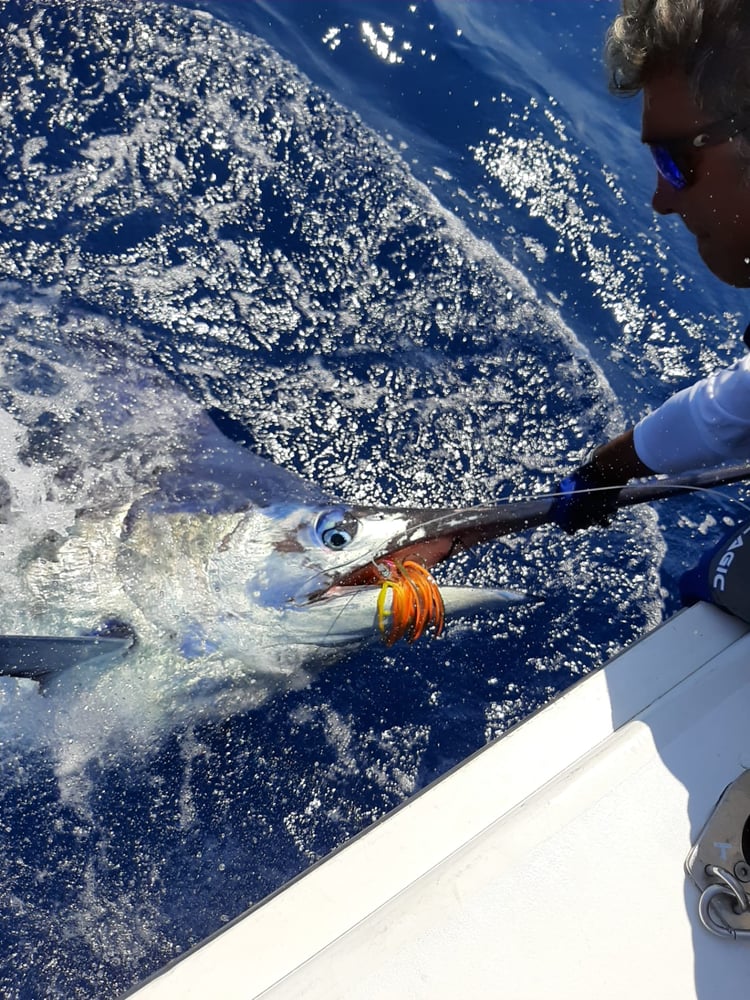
[334,536,457,589]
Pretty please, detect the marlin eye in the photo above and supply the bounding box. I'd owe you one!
[321,526,353,549]
[316,509,358,550]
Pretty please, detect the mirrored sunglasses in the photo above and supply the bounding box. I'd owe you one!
[647,112,750,191]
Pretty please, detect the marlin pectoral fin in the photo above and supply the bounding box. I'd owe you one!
[0,635,133,681]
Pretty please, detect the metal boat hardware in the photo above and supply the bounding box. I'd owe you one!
[686,769,750,940]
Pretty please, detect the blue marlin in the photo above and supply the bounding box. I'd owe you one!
[0,325,528,703]
[2,408,527,685]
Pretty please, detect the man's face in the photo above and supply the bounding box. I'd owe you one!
[643,71,750,287]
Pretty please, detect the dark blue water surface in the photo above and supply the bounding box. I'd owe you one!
[0,2,748,997]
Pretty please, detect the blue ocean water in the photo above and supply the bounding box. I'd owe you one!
[0,1,748,997]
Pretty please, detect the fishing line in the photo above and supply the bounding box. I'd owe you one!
[319,588,362,644]
[395,482,750,551]
[535,482,750,518]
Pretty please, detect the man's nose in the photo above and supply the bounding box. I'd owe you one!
[652,172,679,215]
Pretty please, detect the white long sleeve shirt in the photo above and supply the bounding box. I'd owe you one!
[633,352,750,474]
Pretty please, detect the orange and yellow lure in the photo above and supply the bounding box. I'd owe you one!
[376,559,445,646]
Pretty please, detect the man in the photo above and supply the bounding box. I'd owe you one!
[550,0,750,621]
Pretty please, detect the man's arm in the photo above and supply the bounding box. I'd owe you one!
[552,352,750,532]
[583,428,654,484]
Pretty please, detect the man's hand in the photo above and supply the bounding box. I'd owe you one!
[549,462,622,533]
[549,428,654,534]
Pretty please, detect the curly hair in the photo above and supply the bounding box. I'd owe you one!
[606,0,750,117]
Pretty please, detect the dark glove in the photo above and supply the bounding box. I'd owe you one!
[549,461,623,533]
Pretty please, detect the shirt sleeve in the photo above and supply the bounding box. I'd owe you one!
[633,353,750,474]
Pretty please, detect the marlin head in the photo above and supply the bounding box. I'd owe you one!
[144,496,531,655]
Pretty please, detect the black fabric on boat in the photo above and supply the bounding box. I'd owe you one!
[682,520,750,624]
[708,522,750,624]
